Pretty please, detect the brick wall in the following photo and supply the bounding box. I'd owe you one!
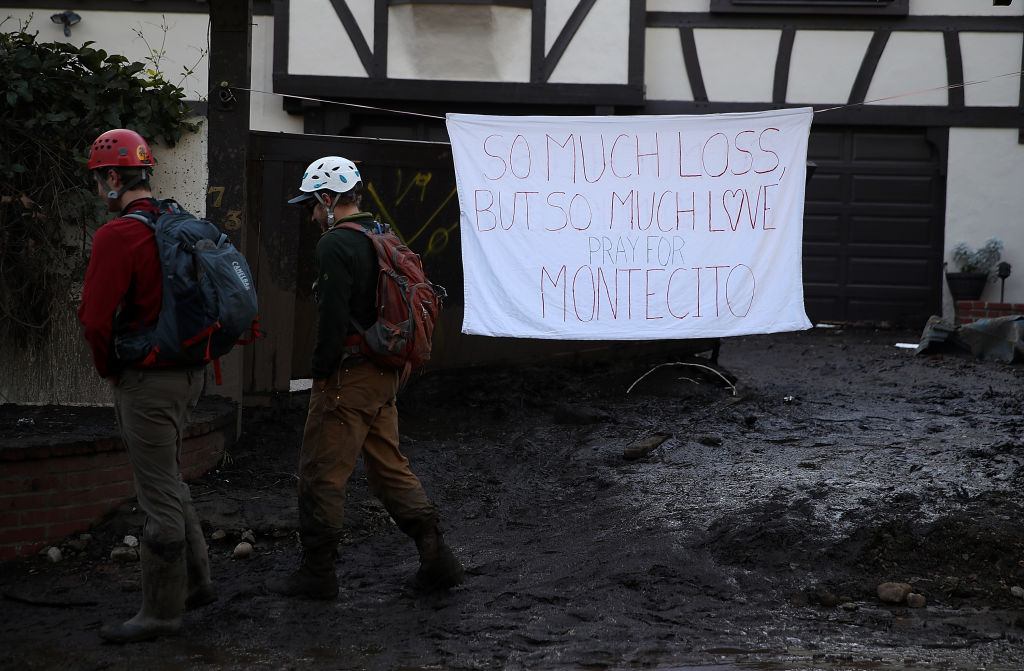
[955,301,1024,325]
[0,403,235,560]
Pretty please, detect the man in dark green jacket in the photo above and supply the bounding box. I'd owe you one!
[268,156,463,599]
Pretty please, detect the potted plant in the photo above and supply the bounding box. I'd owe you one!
[946,237,1004,301]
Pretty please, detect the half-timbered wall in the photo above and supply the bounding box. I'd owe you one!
[2,0,1023,401]
[270,0,1023,321]
[639,0,1023,320]
[274,0,644,106]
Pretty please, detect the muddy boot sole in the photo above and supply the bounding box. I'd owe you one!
[414,545,465,592]
[99,619,181,644]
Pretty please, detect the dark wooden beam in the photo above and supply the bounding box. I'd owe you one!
[848,30,889,105]
[678,27,707,103]
[208,0,252,248]
[773,27,795,104]
[328,0,375,79]
[540,0,597,82]
[943,30,965,110]
[207,0,253,402]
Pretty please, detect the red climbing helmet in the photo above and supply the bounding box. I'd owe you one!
[87,129,156,171]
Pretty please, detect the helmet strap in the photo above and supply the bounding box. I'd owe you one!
[315,192,335,226]
[95,172,119,200]
[97,169,145,201]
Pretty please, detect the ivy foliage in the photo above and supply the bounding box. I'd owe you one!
[0,24,200,346]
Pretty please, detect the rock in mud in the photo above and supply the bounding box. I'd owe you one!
[877,582,913,604]
[623,433,671,460]
[44,547,62,563]
[815,588,840,607]
[233,541,253,559]
[66,537,89,552]
[906,593,926,608]
[110,546,138,562]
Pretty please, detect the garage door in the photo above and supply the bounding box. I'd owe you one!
[803,127,946,328]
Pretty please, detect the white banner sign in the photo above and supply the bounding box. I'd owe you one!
[446,109,814,339]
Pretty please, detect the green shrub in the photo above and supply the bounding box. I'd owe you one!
[0,21,200,346]
[950,237,1004,275]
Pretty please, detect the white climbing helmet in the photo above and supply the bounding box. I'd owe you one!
[287,156,361,203]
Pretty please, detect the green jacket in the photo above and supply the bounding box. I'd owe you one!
[312,212,378,378]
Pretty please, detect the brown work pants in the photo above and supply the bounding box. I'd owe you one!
[298,360,436,543]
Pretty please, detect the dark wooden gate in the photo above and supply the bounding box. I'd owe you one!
[803,126,947,327]
[243,132,461,395]
[242,132,717,398]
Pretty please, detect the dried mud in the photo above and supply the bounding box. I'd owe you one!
[2,326,1024,671]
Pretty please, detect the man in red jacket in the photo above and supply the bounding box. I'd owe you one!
[78,128,215,643]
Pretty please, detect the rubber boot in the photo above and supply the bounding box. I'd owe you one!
[99,540,186,644]
[412,524,464,591]
[266,537,339,600]
[183,503,217,610]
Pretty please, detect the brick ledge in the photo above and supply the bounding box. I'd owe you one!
[955,301,1024,325]
[0,396,237,560]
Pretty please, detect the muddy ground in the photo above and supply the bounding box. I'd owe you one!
[2,326,1024,671]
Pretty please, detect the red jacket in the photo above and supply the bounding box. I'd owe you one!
[78,198,163,378]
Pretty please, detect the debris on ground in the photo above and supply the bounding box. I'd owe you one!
[2,327,1023,670]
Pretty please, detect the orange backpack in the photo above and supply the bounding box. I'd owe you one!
[338,221,446,385]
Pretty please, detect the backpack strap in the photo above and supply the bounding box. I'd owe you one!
[123,210,157,230]
[157,198,184,215]
[331,218,388,235]
[123,199,185,229]
[329,220,388,355]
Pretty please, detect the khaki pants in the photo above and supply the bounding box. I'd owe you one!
[298,360,436,540]
[114,367,204,545]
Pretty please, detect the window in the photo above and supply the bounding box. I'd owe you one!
[709,0,909,16]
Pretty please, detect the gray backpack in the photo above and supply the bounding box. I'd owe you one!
[114,200,260,379]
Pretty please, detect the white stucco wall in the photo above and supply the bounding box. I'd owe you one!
[866,32,948,106]
[788,31,874,105]
[289,0,365,77]
[251,14,303,134]
[547,0,630,85]
[960,32,1024,108]
[647,0,707,10]
[693,28,780,103]
[943,128,1024,313]
[150,117,209,217]
[645,27,692,101]
[910,0,1023,17]
[388,4,530,82]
